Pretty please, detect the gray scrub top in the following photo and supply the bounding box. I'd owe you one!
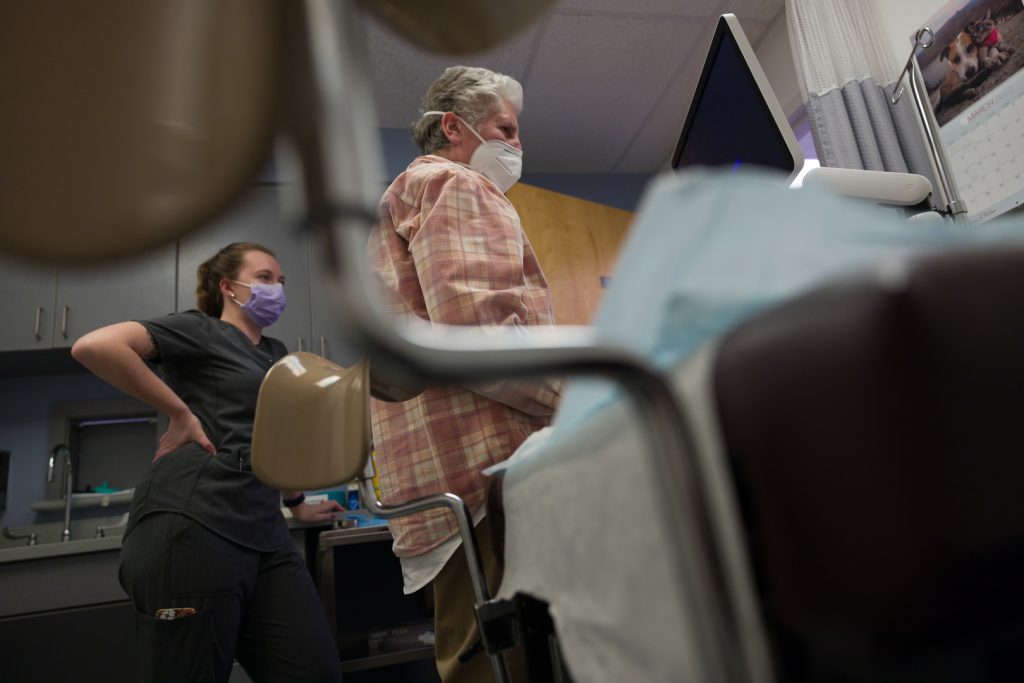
[124,310,292,551]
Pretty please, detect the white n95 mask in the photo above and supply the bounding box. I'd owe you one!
[423,110,523,192]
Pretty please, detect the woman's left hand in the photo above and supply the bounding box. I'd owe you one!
[291,499,344,523]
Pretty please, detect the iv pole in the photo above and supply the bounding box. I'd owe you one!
[892,27,969,222]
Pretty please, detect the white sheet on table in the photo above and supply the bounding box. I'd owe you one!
[490,169,1024,682]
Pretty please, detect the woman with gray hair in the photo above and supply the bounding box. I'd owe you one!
[368,65,561,682]
[411,65,524,162]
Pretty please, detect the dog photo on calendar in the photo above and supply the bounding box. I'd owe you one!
[914,0,1024,126]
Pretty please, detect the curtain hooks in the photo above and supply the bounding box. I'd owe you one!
[892,27,935,105]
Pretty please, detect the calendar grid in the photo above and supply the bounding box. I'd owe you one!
[946,95,1024,221]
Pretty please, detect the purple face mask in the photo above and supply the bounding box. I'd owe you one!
[231,281,287,328]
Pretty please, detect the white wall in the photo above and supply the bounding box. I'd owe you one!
[755,9,803,116]
[873,0,950,62]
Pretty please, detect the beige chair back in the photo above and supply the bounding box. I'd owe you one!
[0,0,281,264]
[252,352,371,490]
[0,0,558,266]
[356,0,557,55]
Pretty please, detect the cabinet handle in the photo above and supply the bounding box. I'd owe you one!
[61,306,69,338]
[33,307,44,340]
[319,336,326,358]
[297,337,306,352]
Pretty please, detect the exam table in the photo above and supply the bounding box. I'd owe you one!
[488,244,1024,682]
[480,172,1024,683]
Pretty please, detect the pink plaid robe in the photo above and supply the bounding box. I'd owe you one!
[368,156,562,557]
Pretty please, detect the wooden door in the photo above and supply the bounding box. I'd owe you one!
[507,184,634,325]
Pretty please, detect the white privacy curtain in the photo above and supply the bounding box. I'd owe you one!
[786,0,936,191]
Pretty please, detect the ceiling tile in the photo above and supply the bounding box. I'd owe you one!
[517,11,706,173]
[365,12,544,128]
[554,0,714,16]
[613,65,700,172]
[742,20,770,47]
[722,0,785,24]
[358,0,787,174]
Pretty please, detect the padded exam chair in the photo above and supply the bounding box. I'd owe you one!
[712,246,1024,682]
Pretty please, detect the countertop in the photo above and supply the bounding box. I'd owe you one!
[0,510,388,564]
[0,534,124,563]
[29,490,134,512]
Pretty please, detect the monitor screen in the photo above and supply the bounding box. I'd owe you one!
[671,15,802,182]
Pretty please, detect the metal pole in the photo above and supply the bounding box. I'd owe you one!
[892,28,968,221]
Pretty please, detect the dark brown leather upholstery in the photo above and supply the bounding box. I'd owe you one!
[486,469,507,569]
[715,246,1024,680]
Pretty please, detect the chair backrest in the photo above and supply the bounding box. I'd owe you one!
[0,0,558,266]
[252,352,371,490]
[713,247,1024,678]
[0,0,282,264]
[356,0,557,55]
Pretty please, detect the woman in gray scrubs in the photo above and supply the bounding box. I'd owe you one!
[72,242,344,683]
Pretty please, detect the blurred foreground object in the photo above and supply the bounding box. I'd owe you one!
[0,0,556,264]
[356,0,555,54]
[0,0,281,264]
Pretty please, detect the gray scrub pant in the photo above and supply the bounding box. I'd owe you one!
[119,512,343,683]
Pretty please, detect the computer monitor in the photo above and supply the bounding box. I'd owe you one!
[671,14,803,184]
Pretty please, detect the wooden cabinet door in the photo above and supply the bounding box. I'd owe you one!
[506,184,634,325]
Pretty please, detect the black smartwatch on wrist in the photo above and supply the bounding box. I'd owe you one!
[282,492,305,508]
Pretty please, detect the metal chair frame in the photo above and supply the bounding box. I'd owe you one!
[286,1,774,681]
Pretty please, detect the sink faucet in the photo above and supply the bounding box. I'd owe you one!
[2,527,37,546]
[47,444,73,542]
[95,512,130,538]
